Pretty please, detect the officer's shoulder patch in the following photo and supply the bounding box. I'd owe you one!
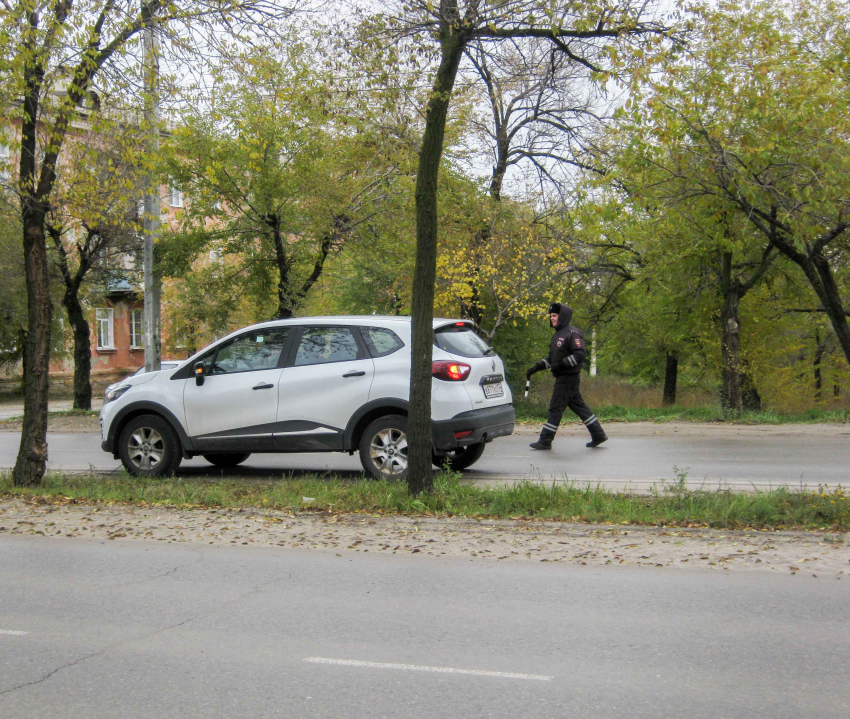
[574,337,582,347]
[557,339,563,347]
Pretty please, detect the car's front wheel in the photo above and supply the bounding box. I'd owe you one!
[359,414,408,480]
[202,452,251,469]
[119,414,182,477]
[433,442,486,471]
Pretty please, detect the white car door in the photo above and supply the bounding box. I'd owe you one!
[274,325,374,450]
[184,327,291,451]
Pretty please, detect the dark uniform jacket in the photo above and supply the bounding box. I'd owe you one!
[539,304,586,377]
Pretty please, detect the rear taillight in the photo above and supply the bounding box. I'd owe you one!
[432,360,471,381]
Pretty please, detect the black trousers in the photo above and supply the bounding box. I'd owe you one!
[540,374,604,442]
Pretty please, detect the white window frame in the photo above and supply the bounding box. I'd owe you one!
[130,309,144,349]
[96,308,114,350]
[0,142,10,183]
[169,184,184,208]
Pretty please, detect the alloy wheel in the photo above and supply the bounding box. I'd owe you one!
[369,428,408,476]
[127,427,164,471]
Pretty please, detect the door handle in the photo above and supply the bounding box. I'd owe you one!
[342,371,366,378]
[252,383,274,390]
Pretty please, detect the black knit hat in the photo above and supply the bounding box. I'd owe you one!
[547,302,561,314]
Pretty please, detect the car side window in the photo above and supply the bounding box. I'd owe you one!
[362,327,404,358]
[294,326,361,366]
[209,328,290,375]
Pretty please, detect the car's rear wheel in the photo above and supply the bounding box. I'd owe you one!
[433,442,486,471]
[359,415,408,480]
[203,452,251,469]
[119,414,182,477]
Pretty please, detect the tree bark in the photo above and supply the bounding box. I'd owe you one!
[719,252,742,416]
[64,290,92,410]
[49,225,94,411]
[408,17,466,495]
[14,47,52,487]
[813,329,825,402]
[14,205,52,487]
[662,351,678,406]
[810,253,850,367]
[270,216,294,319]
[740,367,762,411]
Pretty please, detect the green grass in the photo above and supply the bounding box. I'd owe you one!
[2,471,848,531]
[514,403,850,425]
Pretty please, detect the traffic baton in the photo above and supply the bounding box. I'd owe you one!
[524,378,530,399]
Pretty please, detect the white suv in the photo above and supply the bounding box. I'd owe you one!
[100,316,515,479]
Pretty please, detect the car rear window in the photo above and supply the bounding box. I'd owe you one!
[434,326,494,358]
[362,327,404,357]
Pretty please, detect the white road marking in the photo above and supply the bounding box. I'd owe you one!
[0,630,29,636]
[303,657,551,681]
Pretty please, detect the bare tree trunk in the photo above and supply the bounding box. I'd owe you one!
[740,367,762,411]
[14,205,52,487]
[408,20,466,495]
[64,290,92,410]
[271,217,294,320]
[719,252,742,416]
[813,329,825,402]
[49,225,93,411]
[662,351,678,406]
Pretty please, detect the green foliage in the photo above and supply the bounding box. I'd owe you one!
[160,37,416,347]
[0,205,26,368]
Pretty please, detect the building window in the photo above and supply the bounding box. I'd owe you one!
[0,143,10,183]
[96,308,114,349]
[169,184,183,208]
[130,309,144,349]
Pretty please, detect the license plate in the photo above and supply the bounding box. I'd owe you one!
[483,381,504,399]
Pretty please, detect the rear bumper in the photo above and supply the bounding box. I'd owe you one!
[432,404,515,451]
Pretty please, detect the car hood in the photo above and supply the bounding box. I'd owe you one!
[106,371,160,391]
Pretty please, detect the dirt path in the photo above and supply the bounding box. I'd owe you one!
[2,497,847,578]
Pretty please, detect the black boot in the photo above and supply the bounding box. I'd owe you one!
[586,431,608,448]
[531,423,557,450]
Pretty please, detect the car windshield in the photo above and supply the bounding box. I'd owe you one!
[434,326,495,358]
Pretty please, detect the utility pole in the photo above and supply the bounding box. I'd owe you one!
[142,3,161,372]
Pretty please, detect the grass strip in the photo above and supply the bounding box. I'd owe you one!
[2,471,848,531]
[515,404,850,424]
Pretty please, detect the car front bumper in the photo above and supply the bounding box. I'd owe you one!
[432,404,515,451]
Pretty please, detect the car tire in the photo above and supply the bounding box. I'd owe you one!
[203,452,251,468]
[359,414,409,480]
[433,442,486,471]
[119,414,182,477]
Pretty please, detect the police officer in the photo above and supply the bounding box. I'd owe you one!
[526,302,608,449]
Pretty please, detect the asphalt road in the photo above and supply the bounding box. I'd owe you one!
[1,536,848,719]
[1,425,849,491]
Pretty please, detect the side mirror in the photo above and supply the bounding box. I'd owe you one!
[194,361,206,386]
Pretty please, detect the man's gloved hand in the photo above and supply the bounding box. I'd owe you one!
[526,360,546,378]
